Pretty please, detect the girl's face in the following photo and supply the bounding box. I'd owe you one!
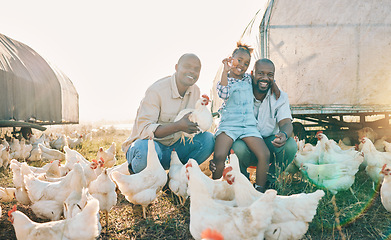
[230,50,251,78]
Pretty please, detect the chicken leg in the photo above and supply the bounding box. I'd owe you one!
[105,210,109,232]
[142,206,147,219]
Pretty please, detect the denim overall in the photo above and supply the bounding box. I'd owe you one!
[216,80,262,140]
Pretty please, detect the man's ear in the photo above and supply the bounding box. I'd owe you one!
[251,70,254,78]
[175,64,178,71]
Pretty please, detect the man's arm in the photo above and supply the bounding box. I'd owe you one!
[271,118,293,148]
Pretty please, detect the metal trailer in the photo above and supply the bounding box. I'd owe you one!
[0,33,79,138]
[240,0,391,141]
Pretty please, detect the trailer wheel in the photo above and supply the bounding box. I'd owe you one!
[292,122,306,140]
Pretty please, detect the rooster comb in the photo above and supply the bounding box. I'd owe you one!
[201,228,224,240]
[8,205,17,217]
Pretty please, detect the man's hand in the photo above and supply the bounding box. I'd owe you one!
[177,112,199,134]
[271,132,287,148]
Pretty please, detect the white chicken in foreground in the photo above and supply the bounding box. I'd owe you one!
[111,138,167,218]
[186,159,235,203]
[174,94,213,144]
[186,159,277,240]
[24,163,86,204]
[380,164,391,212]
[89,168,117,228]
[222,152,325,240]
[9,198,100,240]
[97,142,117,168]
[10,161,31,205]
[168,150,188,205]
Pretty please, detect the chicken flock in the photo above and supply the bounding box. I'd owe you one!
[1,121,391,239]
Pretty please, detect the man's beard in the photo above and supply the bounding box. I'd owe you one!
[253,80,271,94]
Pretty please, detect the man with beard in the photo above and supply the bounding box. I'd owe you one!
[122,53,214,173]
[231,58,298,190]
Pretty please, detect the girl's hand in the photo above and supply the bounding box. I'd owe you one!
[222,57,232,73]
[222,57,238,73]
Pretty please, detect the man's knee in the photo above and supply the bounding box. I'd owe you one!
[126,139,156,173]
[201,132,215,155]
[284,138,298,160]
[232,139,250,159]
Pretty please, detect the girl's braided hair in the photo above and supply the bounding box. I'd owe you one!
[232,42,253,56]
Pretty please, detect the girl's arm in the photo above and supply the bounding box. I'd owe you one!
[271,80,281,100]
[219,57,231,86]
[216,57,232,100]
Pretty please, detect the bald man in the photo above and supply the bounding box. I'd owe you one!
[232,58,297,192]
[122,53,215,174]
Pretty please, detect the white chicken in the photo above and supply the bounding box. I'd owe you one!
[50,133,68,151]
[299,160,362,195]
[89,168,117,228]
[29,133,50,148]
[97,142,117,168]
[374,136,389,152]
[83,132,93,142]
[361,137,391,184]
[63,146,90,172]
[185,159,235,202]
[380,164,391,212]
[0,187,16,202]
[26,145,42,161]
[9,138,22,160]
[222,152,325,240]
[338,139,357,151]
[30,200,63,220]
[79,160,100,187]
[168,150,188,205]
[186,159,277,240]
[24,163,87,204]
[64,187,90,219]
[316,132,361,164]
[174,94,213,144]
[19,139,33,161]
[111,138,167,218]
[9,198,100,240]
[0,145,10,168]
[385,141,391,153]
[38,143,66,161]
[9,161,31,205]
[67,135,83,149]
[16,159,63,178]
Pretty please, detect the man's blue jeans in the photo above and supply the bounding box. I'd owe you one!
[126,132,215,173]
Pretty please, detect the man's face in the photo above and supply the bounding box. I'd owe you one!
[252,62,275,94]
[175,56,201,87]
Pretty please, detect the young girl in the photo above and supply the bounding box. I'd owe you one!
[210,42,279,192]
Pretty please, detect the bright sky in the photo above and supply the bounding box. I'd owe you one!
[0,0,267,123]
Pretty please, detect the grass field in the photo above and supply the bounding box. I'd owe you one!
[1,124,391,239]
